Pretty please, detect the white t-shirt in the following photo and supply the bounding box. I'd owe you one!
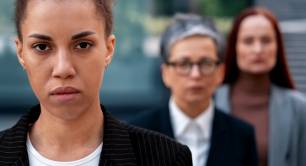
[26,136,102,166]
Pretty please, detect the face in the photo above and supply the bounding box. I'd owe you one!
[16,0,115,120]
[162,36,224,107]
[236,15,277,75]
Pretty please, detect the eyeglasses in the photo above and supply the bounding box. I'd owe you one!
[165,58,221,76]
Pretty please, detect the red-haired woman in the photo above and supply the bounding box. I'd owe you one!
[215,7,306,166]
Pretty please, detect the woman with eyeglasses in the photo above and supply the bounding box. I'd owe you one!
[0,0,193,165]
[215,7,306,166]
[130,13,258,166]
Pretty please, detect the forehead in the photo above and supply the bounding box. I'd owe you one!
[169,35,217,59]
[26,0,97,16]
[24,0,103,24]
[21,0,105,36]
[239,15,275,36]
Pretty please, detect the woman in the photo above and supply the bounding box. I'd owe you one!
[215,7,306,166]
[131,13,258,166]
[0,0,192,165]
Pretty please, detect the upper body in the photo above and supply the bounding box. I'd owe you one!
[130,99,258,166]
[215,84,306,166]
[0,105,192,166]
[141,13,258,166]
[220,7,306,166]
[2,0,192,165]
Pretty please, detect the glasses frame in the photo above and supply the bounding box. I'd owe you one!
[165,59,221,76]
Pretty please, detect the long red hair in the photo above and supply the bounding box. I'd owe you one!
[223,7,295,89]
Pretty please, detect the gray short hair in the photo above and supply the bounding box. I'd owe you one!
[160,13,225,62]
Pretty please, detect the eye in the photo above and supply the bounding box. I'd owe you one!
[75,41,92,49]
[32,43,51,52]
[242,37,254,45]
[261,36,273,44]
[177,61,192,68]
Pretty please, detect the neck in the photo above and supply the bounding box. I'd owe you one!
[29,101,103,160]
[233,72,271,94]
[173,97,210,119]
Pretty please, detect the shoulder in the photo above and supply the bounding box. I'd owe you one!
[273,86,306,115]
[103,109,192,165]
[126,123,192,165]
[0,129,6,141]
[215,109,255,137]
[273,86,306,104]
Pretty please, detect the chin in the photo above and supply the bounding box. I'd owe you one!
[42,101,92,120]
[185,95,208,105]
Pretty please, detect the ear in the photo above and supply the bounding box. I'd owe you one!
[105,34,115,66]
[161,64,171,88]
[15,38,26,70]
[215,63,225,85]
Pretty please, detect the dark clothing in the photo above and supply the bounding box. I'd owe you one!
[0,105,192,166]
[130,105,258,166]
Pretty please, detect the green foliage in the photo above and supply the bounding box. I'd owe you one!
[198,0,251,18]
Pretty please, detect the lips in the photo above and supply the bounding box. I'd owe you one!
[188,85,204,91]
[50,87,80,95]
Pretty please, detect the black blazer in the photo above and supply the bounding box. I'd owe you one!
[130,105,258,166]
[0,105,192,166]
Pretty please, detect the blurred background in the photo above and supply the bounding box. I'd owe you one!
[1,0,306,130]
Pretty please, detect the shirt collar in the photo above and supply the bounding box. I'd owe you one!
[169,97,214,139]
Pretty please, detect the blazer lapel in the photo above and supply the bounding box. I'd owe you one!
[206,109,228,166]
[268,86,292,166]
[159,106,175,138]
[99,110,137,166]
[0,106,40,166]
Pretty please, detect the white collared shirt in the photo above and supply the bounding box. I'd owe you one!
[169,97,214,166]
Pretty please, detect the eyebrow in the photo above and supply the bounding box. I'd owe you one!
[29,34,52,41]
[28,31,96,41]
[71,31,96,40]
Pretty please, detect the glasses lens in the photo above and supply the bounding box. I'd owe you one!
[176,62,191,75]
[199,61,216,75]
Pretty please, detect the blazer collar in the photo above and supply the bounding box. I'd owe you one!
[99,106,137,166]
[268,86,292,165]
[206,109,229,166]
[158,105,175,138]
[0,105,137,166]
[0,105,39,166]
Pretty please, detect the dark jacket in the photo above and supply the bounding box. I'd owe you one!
[130,105,258,166]
[0,105,192,166]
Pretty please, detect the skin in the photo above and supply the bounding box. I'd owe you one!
[236,15,277,76]
[15,0,115,161]
[162,35,224,118]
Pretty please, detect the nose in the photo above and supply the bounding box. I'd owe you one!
[189,65,201,78]
[52,50,76,79]
[253,41,263,54]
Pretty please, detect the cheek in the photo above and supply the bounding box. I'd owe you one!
[165,73,186,94]
[267,44,277,67]
[236,43,249,65]
[81,55,105,90]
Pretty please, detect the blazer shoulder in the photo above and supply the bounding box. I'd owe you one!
[126,124,192,165]
[216,110,255,136]
[274,86,306,105]
[0,130,5,140]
